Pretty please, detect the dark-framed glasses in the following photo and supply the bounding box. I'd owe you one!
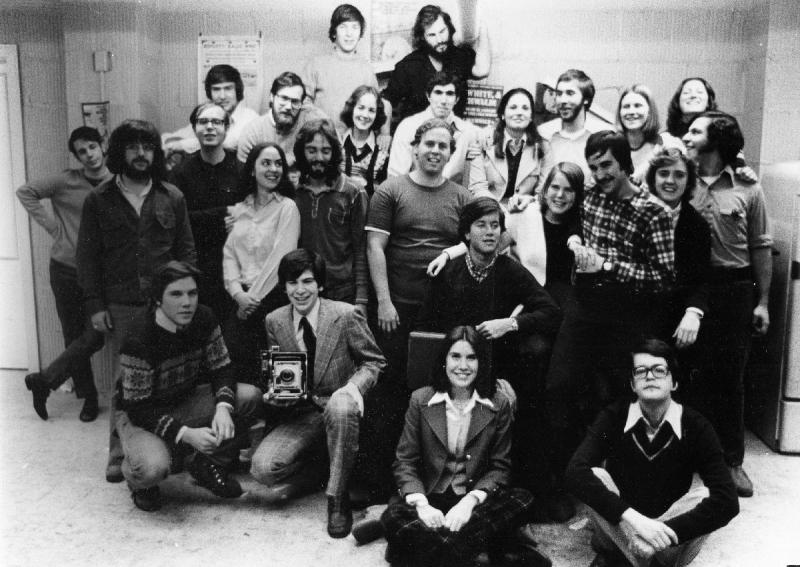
[632,364,670,380]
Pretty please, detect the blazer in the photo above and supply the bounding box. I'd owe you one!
[265,298,386,406]
[393,386,513,498]
[674,203,711,314]
[469,126,554,202]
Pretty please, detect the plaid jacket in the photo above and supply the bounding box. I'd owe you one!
[265,298,385,406]
[582,186,676,292]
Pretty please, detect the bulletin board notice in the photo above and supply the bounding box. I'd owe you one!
[197,35,262,109]
[464,81,503,129]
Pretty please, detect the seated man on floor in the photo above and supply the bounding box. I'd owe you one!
[566,338,739,567]
[250,249,386,538]
[117,261,261,512]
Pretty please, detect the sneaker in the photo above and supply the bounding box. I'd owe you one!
[729,465,754,497]
[24,372,50,420]
[131,485,161,512]
[188,454,242,498]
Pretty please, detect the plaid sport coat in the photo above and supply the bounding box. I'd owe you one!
[265,298,385,406]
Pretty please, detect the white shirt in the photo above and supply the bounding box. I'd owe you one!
[624,400,683,441]
[292,300,320,352]
[116,175,151,216]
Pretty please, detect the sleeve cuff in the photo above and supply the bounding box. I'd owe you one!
[216,401,234,413]
[685,307,704,318]
[469,489,488,504]
[175,425,189,444]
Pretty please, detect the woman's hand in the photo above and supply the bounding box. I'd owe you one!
[443,496,477,532]
[416,503,446,529]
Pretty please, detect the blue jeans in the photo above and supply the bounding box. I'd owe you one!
[44,260,104,400]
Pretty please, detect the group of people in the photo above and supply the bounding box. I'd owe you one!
[17,3,770,566]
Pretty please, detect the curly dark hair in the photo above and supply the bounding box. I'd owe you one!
[292,119,343,185]
[666,77,718,138]
[105,119,165,179]
[204,64,244,102]
[412,5,455,52]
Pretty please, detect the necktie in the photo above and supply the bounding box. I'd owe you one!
[507,138,522,157]
[300,316,316,387]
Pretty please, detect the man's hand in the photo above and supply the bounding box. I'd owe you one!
[465,140,482,161]
[620,508,678,558]
[476,318,515,340]
[752,304,770,335]
[182,427,219,454]
[224,214,236,233]
[427,253,449,277]
[211,406,235,443]
[573,246,603,273]
[377,298,400,333]
[416,503,446,529]
[443,496,476,532]
[506,193,535,212]
[673,310,701,348]
[734,165,758,183]
[91,310,113,333]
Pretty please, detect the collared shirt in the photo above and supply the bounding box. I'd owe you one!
[222,193,301,301]
[387,107,479,185]
[624,400,684,441]
[689,165,773,269]
[292,300,320,352]
[116,175,152,216]
[236,104,328,163]
[582,185,675,292]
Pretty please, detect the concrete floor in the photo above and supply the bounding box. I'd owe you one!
[2,369,799,567]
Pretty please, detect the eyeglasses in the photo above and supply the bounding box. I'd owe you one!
[196,118,225,127]
[631,364,670,380]
[125,142,156,152]
[275,93,303,109]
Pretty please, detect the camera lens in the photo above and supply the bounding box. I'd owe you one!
[278,369,295,383]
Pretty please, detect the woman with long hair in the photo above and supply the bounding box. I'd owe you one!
[222,142,300,383]
[379,326,542,566]
[339,84,389,196]
[469,87,554,207]
[665,77,718,139]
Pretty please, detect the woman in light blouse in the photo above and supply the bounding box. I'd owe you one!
[222,142,300,383]
[469,87,554,207]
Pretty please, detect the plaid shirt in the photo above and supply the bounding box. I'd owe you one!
[582,186,675,292]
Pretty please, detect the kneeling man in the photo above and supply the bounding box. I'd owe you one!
[250,249,386,538]
[117,261,261,511]
[566,338,738,567]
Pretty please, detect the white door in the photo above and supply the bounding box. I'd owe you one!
[0,45,36,369]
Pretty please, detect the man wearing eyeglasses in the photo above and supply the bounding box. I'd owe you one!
[237,71,328,164]
[76,119,196,482]
[566,338,738,567]
[169,102,244,323]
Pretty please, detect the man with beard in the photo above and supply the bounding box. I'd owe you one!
[77,119,196,482]
[683,111,772,498]
[169,102,244,323]
[382,4,490,131]
[237,71,327,164]
[162,64,259,157]
[293,119,369,312]
[388,71,479,185]
[544,130,675,521]
[18,126,111,422]
[537,69,607,178]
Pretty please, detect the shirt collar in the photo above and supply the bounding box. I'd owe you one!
[116,174,152,198]
[423,107,463,131]
[624,400,683,440]
[428,390,495,413]
[343,129,376,152]
[155,307,179,333]
[503,129,527,147]
[292,299,321,334]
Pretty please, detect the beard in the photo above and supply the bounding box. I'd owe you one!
[559,104,583,124]
[122,159,153,181]
[424,39,453,61]
[307,160,333,181]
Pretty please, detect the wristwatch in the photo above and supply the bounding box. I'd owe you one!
[602,260,614,273]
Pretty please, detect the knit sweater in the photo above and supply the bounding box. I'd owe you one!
[118,306,235,447]
[566,400,739,544]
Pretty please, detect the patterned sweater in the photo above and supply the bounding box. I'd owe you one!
[118,306,235,447]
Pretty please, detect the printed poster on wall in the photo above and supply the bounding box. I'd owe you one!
[464,81,502,128]
[197,35,262,111]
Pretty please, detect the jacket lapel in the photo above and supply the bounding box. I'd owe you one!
[516,145,538,187]
[421,402,449,450]
[487,150,509,184]
[275,307,300,351]
[312,299,337,380]
[465,402,495,447]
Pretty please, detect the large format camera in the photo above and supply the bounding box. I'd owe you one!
[260,347,308,402]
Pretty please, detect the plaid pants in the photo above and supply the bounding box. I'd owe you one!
[381,487,533,567]
[250,389,360,497]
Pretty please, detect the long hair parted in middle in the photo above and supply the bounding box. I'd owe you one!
[539,161,585,224]
[492,87,544,160]
[293,118,344,185]
[238,142,296,199]
[431,325,496,399]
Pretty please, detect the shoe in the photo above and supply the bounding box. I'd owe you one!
[188,454,242,498]
[79,398,99,422]
[352,517,384,545]
[131,485,162,512]
[327,495,353,538]
[25,372,50,420]
[106,455,124,483]
[546,490,576,522]
[729,465,754,497]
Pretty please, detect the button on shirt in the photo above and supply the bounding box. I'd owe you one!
[689,166,772,269]
[582,186,675,292]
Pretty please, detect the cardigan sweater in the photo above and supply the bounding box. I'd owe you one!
[118,306,235,447]
[566,400,739,544]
